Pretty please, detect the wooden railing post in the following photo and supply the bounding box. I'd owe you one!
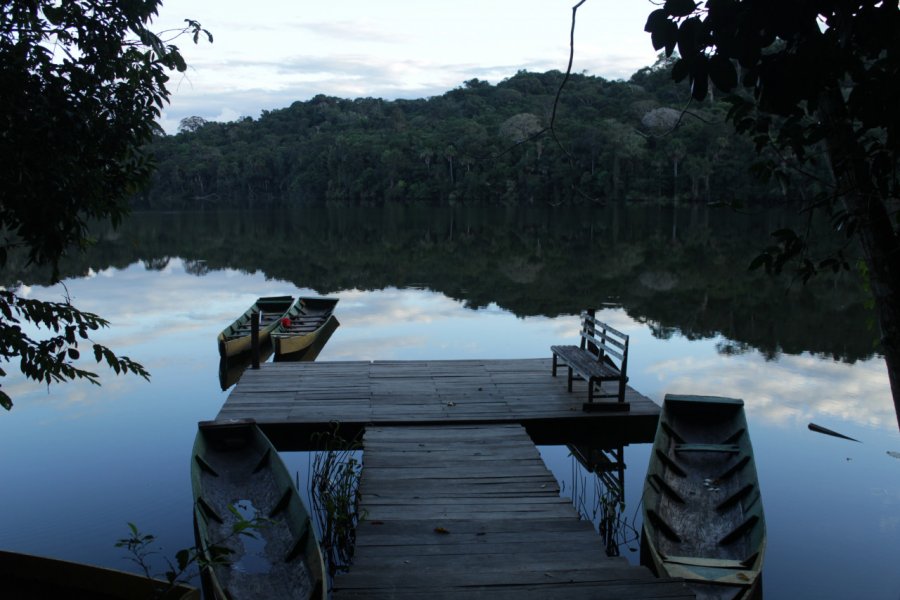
[586,308,598,354]
[251,312,260,369]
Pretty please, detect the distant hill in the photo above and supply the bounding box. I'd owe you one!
[137,61,792,209]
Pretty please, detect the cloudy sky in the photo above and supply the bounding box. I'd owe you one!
[153,0,660,133]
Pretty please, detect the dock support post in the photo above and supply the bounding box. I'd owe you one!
[251,312,260,369]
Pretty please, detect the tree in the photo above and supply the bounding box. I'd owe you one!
[178,115,209,134]
[644,0,900,429]
[0,1,211,410]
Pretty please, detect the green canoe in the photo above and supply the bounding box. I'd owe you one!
[642,394,766,599]
[217,296,295,359]
[191,419,326,600]
[0,549,199,600]
[270,297,339,362]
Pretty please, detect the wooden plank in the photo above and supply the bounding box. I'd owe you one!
[333,579,694,600]
[331,424,688,599]
[215,359,660,442]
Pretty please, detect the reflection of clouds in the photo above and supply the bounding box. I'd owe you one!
[336,287,469,328]
[9,263,894,432]
[880,516,899,533]
[645,348,894,430]
[328,335,428,361]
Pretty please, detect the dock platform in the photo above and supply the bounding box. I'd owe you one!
[215,358,686,597]
[217,358,662,445]
[332,424,691,599]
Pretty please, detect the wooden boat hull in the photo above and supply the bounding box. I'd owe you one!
[218,340,275,391]
[641,394,765,600]
[217,296,295,359]
[272,297,339,361]
[191,419,326,600]
[0,549,199,600]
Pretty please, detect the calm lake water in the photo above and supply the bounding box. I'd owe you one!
[1,206,898,598]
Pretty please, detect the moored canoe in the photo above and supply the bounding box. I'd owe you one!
[191,419,326,600]
[0,549,199,600]
[641,394,766,599]
[271,297,339,361]
[217,296,295,359]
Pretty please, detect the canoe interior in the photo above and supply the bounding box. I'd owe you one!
[272,297,339,360]
[218,296,295,357]
[642,394,765,599]
[275,315,340,363]
[191,420,325,600]
[0,549,199,600]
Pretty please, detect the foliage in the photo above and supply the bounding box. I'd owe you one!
[644,0,900,428]
[116,510,267,598]
[309,423,364,576]
[0,1,210,408]
[0,289,149,410]
[138,65,791,208]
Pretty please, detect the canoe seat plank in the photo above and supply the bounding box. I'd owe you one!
[674,443,740,453]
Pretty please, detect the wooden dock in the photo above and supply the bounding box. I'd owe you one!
[331,424,691,599]
[218,359,662,446]
[215,358,686,597]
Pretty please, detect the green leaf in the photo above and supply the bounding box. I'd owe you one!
[748,253,769,271]
[0,390,12,411]
[708,55,737,91]
[175,548,190,571]
[644,9,668,33]
[665,0,697,17]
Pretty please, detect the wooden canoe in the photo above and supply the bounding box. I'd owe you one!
[271,297,339,362]
[641,394,766,600]
[0,549,199,600]
[191,420,326,600]
[217,296,295,359]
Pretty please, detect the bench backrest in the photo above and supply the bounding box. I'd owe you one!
[578,312,628,376]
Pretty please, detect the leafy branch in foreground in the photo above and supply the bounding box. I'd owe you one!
[0,289,149,410]
[0,1,211,410]
[116,507,269,599]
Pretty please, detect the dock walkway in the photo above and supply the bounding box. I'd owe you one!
[332,424,691,599]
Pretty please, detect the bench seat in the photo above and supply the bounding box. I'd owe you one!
[551,311,630,411]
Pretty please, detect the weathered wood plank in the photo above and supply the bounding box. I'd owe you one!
[215,359,661,439]
[331,424,689,599]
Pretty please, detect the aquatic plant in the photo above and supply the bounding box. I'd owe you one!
[308,422,364,577]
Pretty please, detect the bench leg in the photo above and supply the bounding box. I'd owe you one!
[552,353,558,377]
[618,378,626,403]
[567,367,573,392]
[588,378,594,404]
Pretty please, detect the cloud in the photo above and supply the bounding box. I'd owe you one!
[645,350,895,430]
[294,20,412,44]
[157,51,644,133]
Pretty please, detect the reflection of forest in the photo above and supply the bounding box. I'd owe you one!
[5,205,876,363]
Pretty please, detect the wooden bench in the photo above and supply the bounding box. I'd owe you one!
[551,311,630,411]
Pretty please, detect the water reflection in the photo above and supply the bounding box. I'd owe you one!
[0,208,897,599]
[3,205,879,366]
[646,346,894,430]
[566,444,636,558]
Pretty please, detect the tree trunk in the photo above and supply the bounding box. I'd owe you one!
[818,86,900,431]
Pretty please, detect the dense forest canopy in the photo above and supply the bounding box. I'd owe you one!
[139,61,812,208]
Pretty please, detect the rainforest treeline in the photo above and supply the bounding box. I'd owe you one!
[138,59,810,209]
